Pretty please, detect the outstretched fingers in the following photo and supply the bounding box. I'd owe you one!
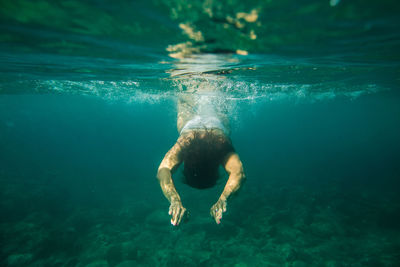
[171,206,180,226]
[215,209,223,224]
[169,203,186,226]
[210,200,227,224]
[176,207,186,225]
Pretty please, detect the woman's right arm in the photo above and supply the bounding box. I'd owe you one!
[157,142,187,226]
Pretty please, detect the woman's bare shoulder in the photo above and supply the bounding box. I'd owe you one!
[158,136,190,171]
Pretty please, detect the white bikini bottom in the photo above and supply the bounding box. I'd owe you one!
[180,115,228,135]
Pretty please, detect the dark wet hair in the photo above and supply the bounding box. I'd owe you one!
[180,130,235,189]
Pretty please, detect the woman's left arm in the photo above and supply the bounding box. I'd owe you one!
[210,153,245,224]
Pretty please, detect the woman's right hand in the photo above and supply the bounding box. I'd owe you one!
[169,201,187,226]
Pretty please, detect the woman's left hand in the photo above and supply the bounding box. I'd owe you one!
[210,198,227,224]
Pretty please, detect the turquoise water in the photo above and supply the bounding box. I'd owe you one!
[1,0,400,266]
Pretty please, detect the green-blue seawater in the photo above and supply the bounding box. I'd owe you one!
[0,0,399,266]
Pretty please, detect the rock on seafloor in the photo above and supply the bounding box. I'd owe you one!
[7,253,33,266]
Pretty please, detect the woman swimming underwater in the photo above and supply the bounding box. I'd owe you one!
[157,89,245,226]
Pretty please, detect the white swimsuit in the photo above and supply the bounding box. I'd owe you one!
[180,115,228,135]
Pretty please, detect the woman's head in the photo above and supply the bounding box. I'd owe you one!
[180,130,235,189]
